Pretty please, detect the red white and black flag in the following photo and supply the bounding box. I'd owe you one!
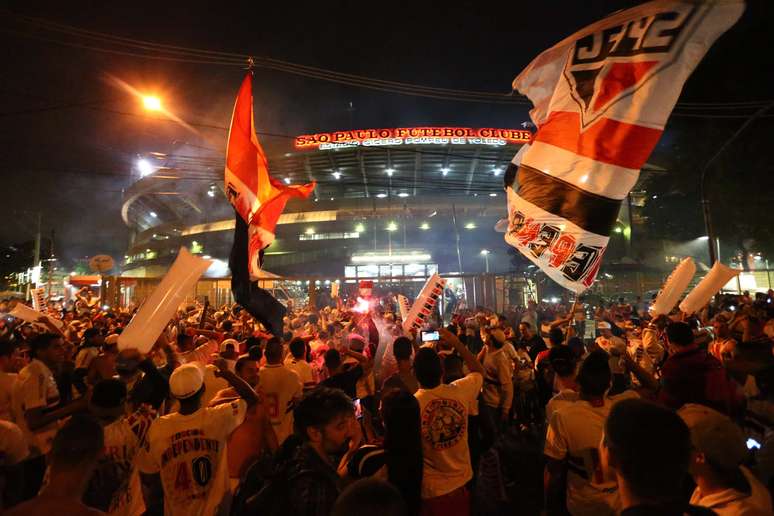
[504,0,743,293]
[225,73,315,280]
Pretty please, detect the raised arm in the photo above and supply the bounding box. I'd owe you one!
[213,358,259,405]
[439,328,484,375]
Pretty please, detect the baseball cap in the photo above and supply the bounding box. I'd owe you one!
[220,338,239,353]
[597,321,612,330]
[169,363,205,399]
[678,404,746,471]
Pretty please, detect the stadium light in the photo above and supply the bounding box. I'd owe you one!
[492,168,503,176]
[419,222,430,230]
[441,167,450,176]
[489,193,497,197]
[465,222,476,230]
[385,168,395,176]
[386,222,398,232]
[305,227,315,235]
[398,192,409,198]
[150,211,158,218]
[284,177,291,184]
[355,224,365,233]
[376,193,387,198]
[332,171,342,180]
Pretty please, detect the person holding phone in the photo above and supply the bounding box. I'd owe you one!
[413,328,484,516]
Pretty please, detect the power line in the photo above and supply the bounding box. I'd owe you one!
[6,12,771,110]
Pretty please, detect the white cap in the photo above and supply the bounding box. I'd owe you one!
[597,321,612,330]
[169,364,204,399]
[220,339,239,353]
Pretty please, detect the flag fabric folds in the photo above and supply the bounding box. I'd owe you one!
[229,211,286,337]
[504,0,744,293]
[224,73,315,280]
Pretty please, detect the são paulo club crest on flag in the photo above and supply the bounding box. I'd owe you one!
[225,73,315,280]
[504,0,744,293]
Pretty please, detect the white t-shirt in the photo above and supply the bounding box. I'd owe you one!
[258,364,302,444]
[481,348,513,411]
[283,356,316,391]
[415,372,483,499]
[690,465,773,516]
[545,388,579,423]
[75,346,100,370]
[545,395,639,516]
[12,359,60,455]
[0,372,17,422]
[84,406,157,516]
[138,400,247,516]
[0,419,29,466]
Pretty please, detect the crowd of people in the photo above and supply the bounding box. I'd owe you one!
[0,285,773,516]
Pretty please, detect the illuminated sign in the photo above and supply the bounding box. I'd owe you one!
[295,127,531,150]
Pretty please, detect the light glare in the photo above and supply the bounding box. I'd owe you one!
[142,96,162,111]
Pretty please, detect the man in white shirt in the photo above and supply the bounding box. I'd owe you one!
[545,345,579,423]
[84,378,157,516]
[478,329,513,451]
[414,328,484,516]
[138,360,257,516]
[679,404,773,516]
[259,337,302,445]
[12,333,87,499]
[284,337,316,392]
[544,350,620,516]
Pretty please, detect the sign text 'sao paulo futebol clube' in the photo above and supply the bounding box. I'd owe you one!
[503,0,744,293]
[294,127,532,150]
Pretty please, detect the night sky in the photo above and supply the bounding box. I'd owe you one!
[1,0,771,267]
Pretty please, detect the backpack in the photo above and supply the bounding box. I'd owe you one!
[232,436,328,516]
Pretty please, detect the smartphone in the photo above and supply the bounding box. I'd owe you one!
[421,330,440,342]
[747,438,761,450]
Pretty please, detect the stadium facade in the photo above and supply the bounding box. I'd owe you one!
[121,126,533,281]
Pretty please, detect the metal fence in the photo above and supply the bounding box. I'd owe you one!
[113,269,774,311]
[117,272,537,313]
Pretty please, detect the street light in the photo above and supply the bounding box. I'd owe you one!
[480,249,490,272]
[142,95,163,111]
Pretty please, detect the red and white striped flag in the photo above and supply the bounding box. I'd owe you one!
[225,73,315,279]
[504,0,743,293]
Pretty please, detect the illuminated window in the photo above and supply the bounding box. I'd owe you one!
[299,232,360,241]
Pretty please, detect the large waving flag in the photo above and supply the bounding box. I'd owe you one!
[504,0,743,293]
[225,73,315,279]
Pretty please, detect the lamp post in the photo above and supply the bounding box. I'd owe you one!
[700,101,774,265]
[480,249,490,273]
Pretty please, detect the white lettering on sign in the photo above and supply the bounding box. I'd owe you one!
[317,137,509,150]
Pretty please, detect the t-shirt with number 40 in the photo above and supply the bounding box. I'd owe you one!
[138,399,247,516]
